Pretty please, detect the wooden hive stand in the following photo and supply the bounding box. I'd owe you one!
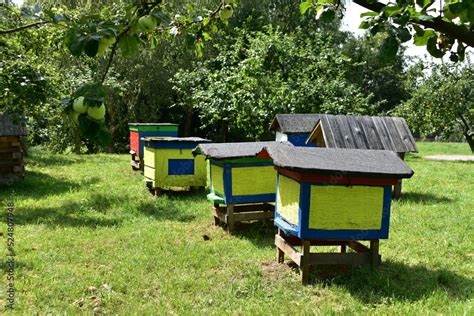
[276,229,380,284]
[0,113,27,184]
[209,194,274,232]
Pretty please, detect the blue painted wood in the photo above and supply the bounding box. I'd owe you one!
[226,193,275,204]
[286,133,316,147]
[274,171,393,240]
[168,159,195,175]
[223,163,232,204]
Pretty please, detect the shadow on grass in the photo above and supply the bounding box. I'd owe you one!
[398,191,453,204]
[135,190,207,222]
[0,171,99,200]
[0,192,124,228]
[308,260,473,303]
[26,153,86,167]
[231,221,276,249]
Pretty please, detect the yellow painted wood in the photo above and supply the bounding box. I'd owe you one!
[210,164,224,196]
[231,166,276,196]
[309,185,384,230]
[276,175,300,226]
[143,147,207,187]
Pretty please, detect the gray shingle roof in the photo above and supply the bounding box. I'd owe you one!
[142,137,210,143]
[0,112,27,137]
[259,145,414,179]
[193,141,293,159]
[270,114,321,133]
[309,114,417,153]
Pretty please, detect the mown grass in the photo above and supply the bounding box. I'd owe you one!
[0,142,472,314]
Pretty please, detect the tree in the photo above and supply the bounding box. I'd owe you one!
[300,0,474,62]
[396,61,474,151]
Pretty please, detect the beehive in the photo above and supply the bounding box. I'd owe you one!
[128,123,178,170]
[0,113,27,184]
[143,137,210,192]
[257,145,414,282]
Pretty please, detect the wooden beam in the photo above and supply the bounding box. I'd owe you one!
[309,253,371,265]
[275,234,301,266]
[233,211,274,222]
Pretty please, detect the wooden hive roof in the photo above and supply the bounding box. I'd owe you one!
[128,123,178,127]
[257,145,414,179]
[307,114,417,153]
[193,141,293,160]
[0,112,27,137]
[269,114,321,133]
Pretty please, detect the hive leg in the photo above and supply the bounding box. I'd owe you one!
[300,239,311,285]
[277,229,285,263]
[226,204,235,232]
[370,240,380,268]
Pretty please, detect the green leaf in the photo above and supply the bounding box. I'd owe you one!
[383,5,403,17]
[84,37,99,57]
[95,127,112,147]
[448,2,465,14]
[360,11,379,17]
[393,12,410,25]
[359,20,371,29]
[396,27,411,42]
[426,36,444,58]
[300,1,312,14]
[413,29,436,46]
[416,14,434,21]
[457,40,465,61]
[64,28,85,56]
[416,0,434,9]
[378,35,399,63]
[119,34,140,58]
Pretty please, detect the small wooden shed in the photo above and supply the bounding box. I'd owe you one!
[269,114,320,147]
[0,113,27,184]
[193,141,293,231]
[128,123,179,170]
[257,145,413,283]
[143,137,210,194]
[305,114,417,198]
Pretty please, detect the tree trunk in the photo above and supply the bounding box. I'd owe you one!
[183,108,193,137]
[465,132,474,153]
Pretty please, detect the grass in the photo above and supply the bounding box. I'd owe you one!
[0,142,473,314]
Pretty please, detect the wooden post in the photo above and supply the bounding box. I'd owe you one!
[213,203,220,225]
[154,187,161,196]
[340,243,347,253]
[226,204,235,232]
[370,240,380,268]
[393,153,405,199]
[277,229,285,263]
[300,239,311,284]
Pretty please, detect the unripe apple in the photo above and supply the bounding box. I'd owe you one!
[219,4,233,21]
[73,96,88,113]
[97,35,116,55]
[87,104,106,120]
[138,15,157,32]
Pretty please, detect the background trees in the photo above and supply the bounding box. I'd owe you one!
[1,0,473,152]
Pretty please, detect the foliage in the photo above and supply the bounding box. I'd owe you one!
[0,143,473,313]
[172,26,377,141]
[301,0,474,62]
[396,61,474,150]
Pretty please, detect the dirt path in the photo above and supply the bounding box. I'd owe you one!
[424,155,474,161]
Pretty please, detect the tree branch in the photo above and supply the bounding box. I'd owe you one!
[0,21,50,35]
[458,113,472,136]
[353,0,474,47]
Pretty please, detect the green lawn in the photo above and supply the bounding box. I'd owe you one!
[0,142,473,314]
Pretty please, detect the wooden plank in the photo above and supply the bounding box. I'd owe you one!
[301,239,311,284]
[233,203,274,213]
[370,240,381,267]
[320,116,337,148]
[348,116,370,149]
[233,211,274,222]
[275,234,301,266]
[359,116,384,150]
[212,206,226,222]
[277,229,285,263]
[309,252,371,265]
[347,240,370,253]
[393,118,417,152]
[226,204,235,232]
[382,117,406,153]
[335,115,357,149]
[373,117,396,151]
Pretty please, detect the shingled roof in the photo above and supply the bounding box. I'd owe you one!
[193,141,293,159]
[270,114,321,133]
[257,146,414,179]
[0,112,27,137]
[307,114,417,153]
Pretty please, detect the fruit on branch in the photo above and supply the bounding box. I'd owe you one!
[70,111,80,124]
[138,15,157,32]
[97,35,116,55]
[219,4,233,21]
[73,96,87,113]
[87,104,106,120]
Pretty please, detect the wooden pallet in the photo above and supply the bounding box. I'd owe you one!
[275,229,381,284]
[212,202,274,232]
